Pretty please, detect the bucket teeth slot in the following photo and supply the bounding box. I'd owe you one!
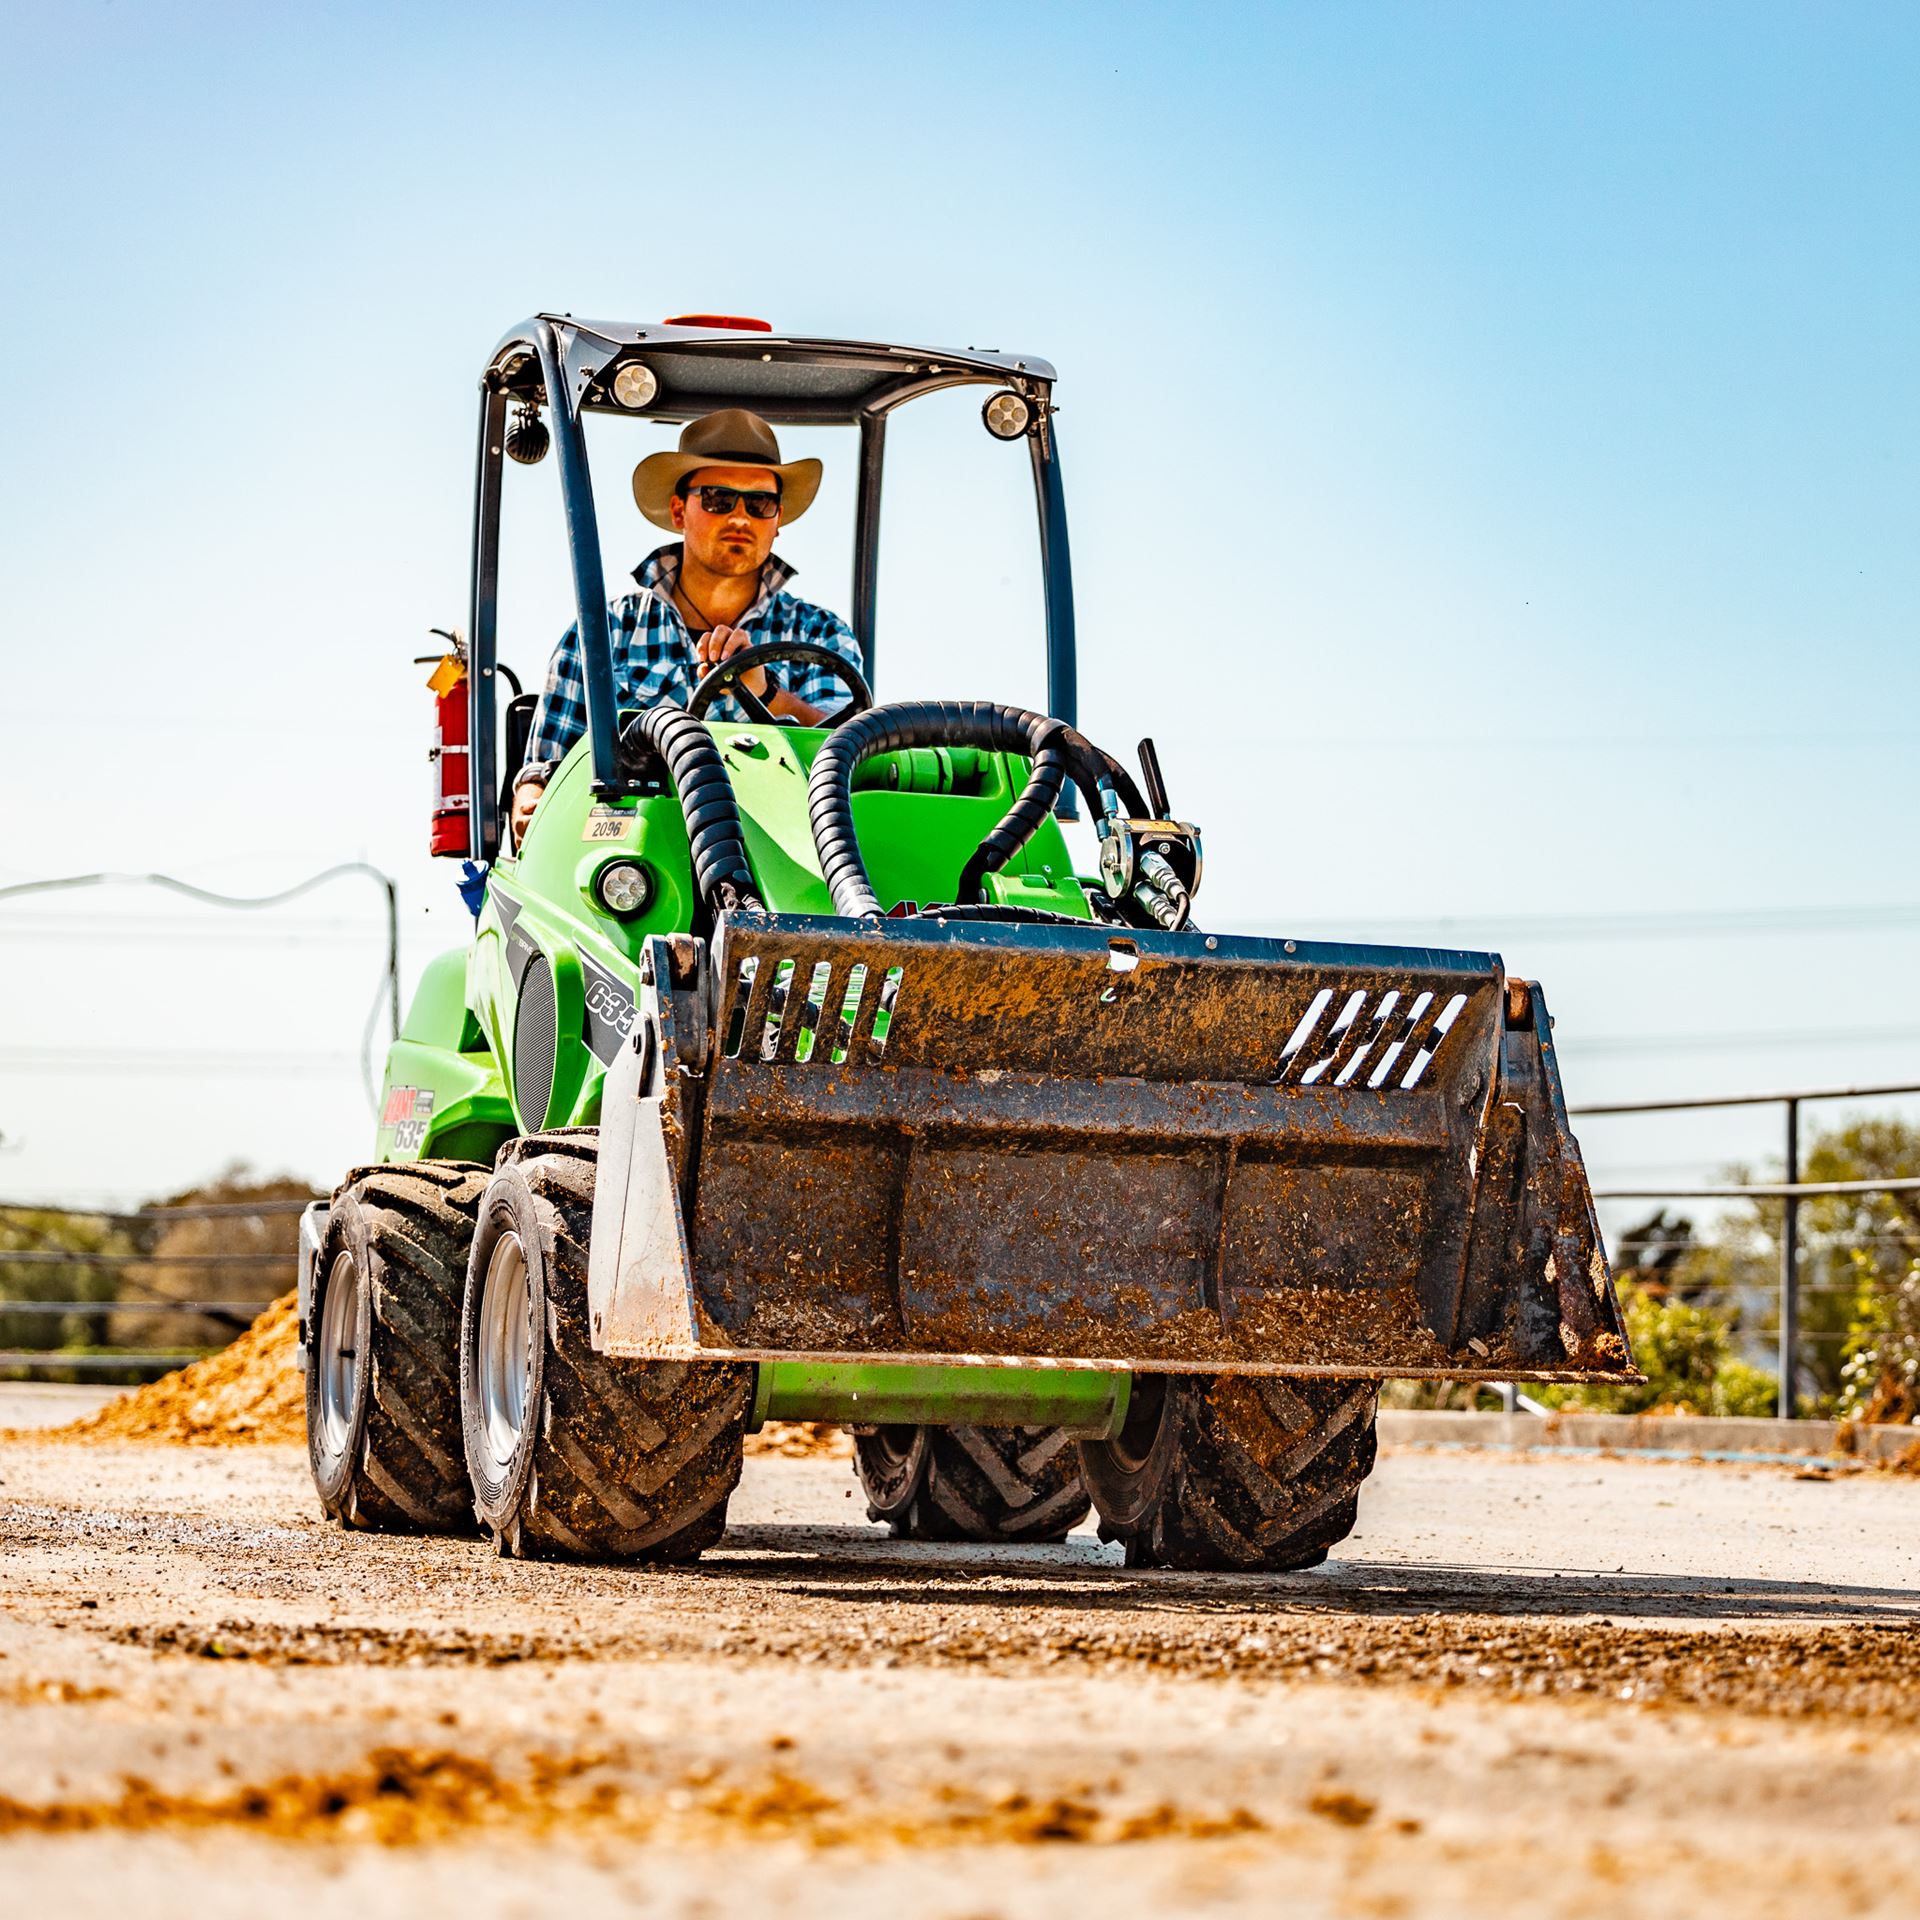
[869,966,905,1061]
[1366,989,1435,1088]
[756,958,796,1061]
[790,960,841,1064]
[844,962,889,1062]
[1329,990,1399,1085]
[721,956,755,1060]
[1276,987,1337,1083]
[1299,989,1367,1085]
[828,963,869,1064]
[1400,990,1468,1088]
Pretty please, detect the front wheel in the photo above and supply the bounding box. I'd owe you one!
[1077,1375,1379,1571]
[459,1131,751,1562]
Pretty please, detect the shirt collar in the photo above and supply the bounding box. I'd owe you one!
[632,542,796,621]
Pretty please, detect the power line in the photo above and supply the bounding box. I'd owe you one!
[1564,1027,1920,1058]
[0,866,399,1109]
[0,1048,354,1077]
[1242,902,1920,945]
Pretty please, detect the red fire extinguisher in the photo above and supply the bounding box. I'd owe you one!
[421,633,470,859]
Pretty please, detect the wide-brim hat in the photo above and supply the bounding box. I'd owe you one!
[631,408,822,529]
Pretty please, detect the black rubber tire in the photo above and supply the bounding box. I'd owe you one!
[1077,1374,1379,1571]
[306,1160,489,1534]
[854,1424,1092,1543]
[460,1130,751,1563]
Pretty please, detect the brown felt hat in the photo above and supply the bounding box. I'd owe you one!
[631,408,822,529]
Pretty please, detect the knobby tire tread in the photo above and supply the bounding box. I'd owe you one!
[1082,1376,1379,1572]
[478,1132,750,1564]
[311,1160,488,1535]
[856,1424,1092,1544]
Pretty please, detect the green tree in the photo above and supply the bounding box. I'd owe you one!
[0,1206,137,1380]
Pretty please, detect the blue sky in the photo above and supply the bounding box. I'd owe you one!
[1,1,1916,1209]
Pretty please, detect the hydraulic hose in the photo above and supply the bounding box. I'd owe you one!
[621,705,762,917]
[807,701,1073,919]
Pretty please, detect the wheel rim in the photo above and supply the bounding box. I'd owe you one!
[317,1248,361,1456]
[1106,1374,1169,1473]
[865,1424,919,1472]
[477,1229,534,1477]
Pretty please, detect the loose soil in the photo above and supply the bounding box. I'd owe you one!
[3,1425,1918,1919]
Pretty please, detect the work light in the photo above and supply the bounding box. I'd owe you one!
[982,390,1031,439]
[612,362,659,409]
[592,859,654,915]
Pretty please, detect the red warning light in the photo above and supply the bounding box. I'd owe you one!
[663,313,774,332]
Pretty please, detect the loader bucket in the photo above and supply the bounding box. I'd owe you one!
[586,913,1635,1382]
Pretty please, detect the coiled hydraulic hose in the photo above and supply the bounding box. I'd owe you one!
[807,701,1075,919]
[621,705,762,917]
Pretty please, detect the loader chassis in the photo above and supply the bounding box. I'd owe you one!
[300,312,1635,1573]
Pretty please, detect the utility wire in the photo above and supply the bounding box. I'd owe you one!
[1242,902,1920,945]
[0,866,399,1112]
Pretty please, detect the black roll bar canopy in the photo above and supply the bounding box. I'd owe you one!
[464,315,1077,862]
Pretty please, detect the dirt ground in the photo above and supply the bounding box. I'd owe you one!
[3,1406,1919,1920]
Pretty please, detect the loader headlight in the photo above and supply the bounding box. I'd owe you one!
[982,390,1031,439]
[592,859,654,916]
[612,361,659,409]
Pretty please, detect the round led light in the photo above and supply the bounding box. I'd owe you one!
[612,362,659,409]
[593,859,654,915]
[982,390,1031,440]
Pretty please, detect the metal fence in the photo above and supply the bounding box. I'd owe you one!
[1575,1079,1920,1417]
[0,1197,311,1378]
[6,1079,1919,1400]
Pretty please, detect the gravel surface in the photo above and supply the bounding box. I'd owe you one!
[2,1426,1918,1918]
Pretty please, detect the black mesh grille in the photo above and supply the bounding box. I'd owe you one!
[513,950,559,1128]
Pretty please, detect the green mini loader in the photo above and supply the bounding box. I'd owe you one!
[299,313,1635,1571]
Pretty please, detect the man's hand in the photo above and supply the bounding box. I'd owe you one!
[509,778,544,848]
[691,625,826,724]
[693,624,766,694]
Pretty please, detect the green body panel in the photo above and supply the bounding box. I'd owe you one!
[371,721,1094,1427]
[752,1361,1131,1436]
[375,947,514,1164]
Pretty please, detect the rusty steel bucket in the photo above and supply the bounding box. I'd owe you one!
[585,912,1635,1382]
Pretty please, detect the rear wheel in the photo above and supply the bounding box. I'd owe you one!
[306,1160,489,1533]
[1077,1374,1379,1571]
[460,1130,751,1563]
[854,1424,1092,1543]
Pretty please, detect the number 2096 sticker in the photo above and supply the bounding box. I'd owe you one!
[582,807,635,843]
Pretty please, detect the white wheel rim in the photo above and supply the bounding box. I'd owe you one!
[317,1248,361,1455]
[477,1230,534,1476]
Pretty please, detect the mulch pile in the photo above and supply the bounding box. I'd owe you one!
[25,1290,848,1458]
[42,1293,305,1446]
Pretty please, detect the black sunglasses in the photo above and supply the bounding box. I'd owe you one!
[683,483,781,520]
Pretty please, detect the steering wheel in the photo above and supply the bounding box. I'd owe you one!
[686,638,874,728]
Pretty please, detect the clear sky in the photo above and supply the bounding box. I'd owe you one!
[2,1,1916,1220]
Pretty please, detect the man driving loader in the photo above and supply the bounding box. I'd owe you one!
[509,407,864,844]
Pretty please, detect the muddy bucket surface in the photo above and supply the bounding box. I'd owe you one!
[587,914,1634,1382]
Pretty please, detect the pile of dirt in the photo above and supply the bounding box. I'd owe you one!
[27,1293,849,1457]
[745,1421,850,1459]
[44,1293,303,1447]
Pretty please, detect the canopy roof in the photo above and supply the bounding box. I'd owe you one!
[487,314,1055,426]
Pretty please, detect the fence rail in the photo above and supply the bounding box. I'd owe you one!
[1577,1079,1920,1417]
[8,1076,1920,1401]
[2,1192,307,1377]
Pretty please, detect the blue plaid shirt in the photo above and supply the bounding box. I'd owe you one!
[517,544,863,785]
